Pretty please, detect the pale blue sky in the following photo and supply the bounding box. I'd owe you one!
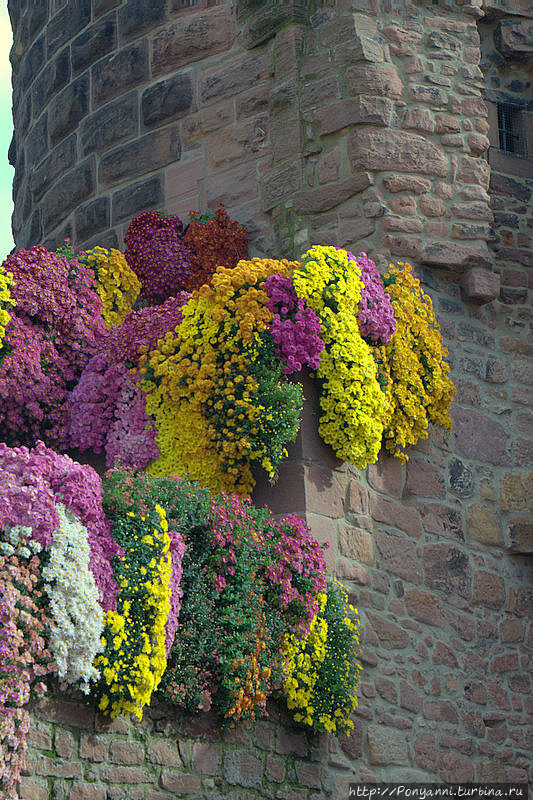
[0,4,14,260]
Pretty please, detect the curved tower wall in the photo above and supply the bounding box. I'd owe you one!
[8,1,533,797]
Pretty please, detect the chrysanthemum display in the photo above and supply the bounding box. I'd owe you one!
[79,246,141,327]
[0,263,14,350]
[183,204,249,289]
[379,261,456,462]
[142,257,304,495]
[293,246,389,467]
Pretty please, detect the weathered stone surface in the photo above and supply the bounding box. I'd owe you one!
[30,135,77,202]
[448,458,474,498]
[19,34,45,94]
[112,175,163,224]
[142,72,193,129]
[466,504,504,546]
[368,726,409,765]
[75,197,110,242]
[383,175,431,194]
[99,126,181,188]
[46,0,91,58]
[92,42,149,109]
[375,531,421,583]
[507,519,533,555]
[24,114,48,170]
[420,242,493,271]
[473,571,505,609]
[293,173,373,215]
[41,158,96,234]
[366,612,409,648]
[71,16,117,75]
[405,588,445,626]
[461,267,501,303]
[152,7,234,76]
[499,472,533,512]
[118,0,167,41]
[49,75,90,146]
[495,19,533,58]
[423,543,472,599]
[81,91,139,157]
[348,129,448,177]
[451,407,509,466]
[345,64,403,98]
[31,48,71,118]
[338,525,375,565]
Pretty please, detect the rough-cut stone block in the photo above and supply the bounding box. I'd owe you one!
[30,135,77,201]
[19,780,49,800]
[112,175,163,224]
[81,91,139,157]
[46,0,91,58]
[31,48,71,119]
[24,114,48,170]
[72,16,117,74]
[70,785,106,800]
[41,158,96,234]
[119,0,167,41]
[338,525,375,565]
[99,126,181,188]
[349,129,448,177]
[346,64,403,98]
[420,242,493,272]
[473,571,505,609]
[423,543,472,600]
[375,531,421,583]
[92,41,149,109]
[507,519,533,555]
[383,175,431,194]
[336,557,371,585]
[224,750,262,788]
[152,7,234,76]
[420,504,463,542]
[366,612,409,648]
[367,452,403,497]
[315,96,392,136]
[262,162,302,212]
[495,18,533,58]
[79,735,107,762]
[142,72,193,129]
[19,34,45,94]
[368,725,409,765]
[405,588,445,627]
[49,75,90,145]
[466,504,503,546]
[452,406,509,466]
[369,494,422,539]
[293,174,373,215]
[110,740,144,765]
[190,742,220,775]
[461,268,500,303]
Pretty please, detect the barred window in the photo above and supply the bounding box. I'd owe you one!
[497,103,528,157]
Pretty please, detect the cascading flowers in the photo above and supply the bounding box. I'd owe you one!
[378,261,456,462]
[293,246,389,467]
[91,505,173,720]
[0,263,14,350]
[283,579,361,735]
[79,246,141,327]
[141,257,307,495]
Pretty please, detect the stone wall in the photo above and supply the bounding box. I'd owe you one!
[8,0,533,798]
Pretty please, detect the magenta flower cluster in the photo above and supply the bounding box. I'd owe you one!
[0,441,121,610]
[0,246,104,448]
[265,513,328,636]
[68,294,190,470]
[264,274,324,374]
[124,212,193,301]
[347,250,396,344]
[165,529,187,656]
[0,554,53,799]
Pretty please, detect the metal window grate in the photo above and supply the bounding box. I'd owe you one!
[497,103,528,156]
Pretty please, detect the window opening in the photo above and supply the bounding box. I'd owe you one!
[497,103,528,156]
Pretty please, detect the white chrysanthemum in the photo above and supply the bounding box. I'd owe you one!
[41,504,104,693]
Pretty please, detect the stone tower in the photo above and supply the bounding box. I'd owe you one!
[8,1,533,797]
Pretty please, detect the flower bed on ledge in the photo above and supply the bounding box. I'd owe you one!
[0,204,455,799]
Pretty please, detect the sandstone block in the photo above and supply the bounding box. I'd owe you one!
[433,642,459,667]
[112,174,163,224]
[414,733,438,772]
[46,0,91,58]
[119,0,167,41]
[338,525,375,565]
[293,173,373,215]
[41,157,96,234]
[405,588,445,627]
[30,48,70,121]
[375,531,421,583]
[100,126,180,188]
[406,459,446,499]
[424,700,458,724]
[72,16,117,75]
[401,107,435,133]
[79,735,107,763]
[451,406,509,465]
[152,7,234,76]
[383,175,431,194]
[439,752,474,783]
[80,92,139,158]
[409,84,448,106]
[345,479,368,514]
[466,504,503,546]
[110,741,144,765]
[421,242,493,272]
[19,780,48,800]
[24,115,49,171]
[100,765,153,784]
[92,41,149,109]
[366,611,409,648]
[70,785,106,800]
[266,754,285,782]
[276,728,308,757]
[495,18,533,58]
[461,267,500,303]
[473,571,506,609]
[30,135,77,201]
[507,519,533,555]
[346,64,403,99]
[420,503,463,542]
[142,72,193,129]
[349,129,448,177]
[369,494,422,538]
[382,234,422,259]
[423,543,472,599]
[368,725,408,765]
[160,770,201,793]
[336,558,371,585]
